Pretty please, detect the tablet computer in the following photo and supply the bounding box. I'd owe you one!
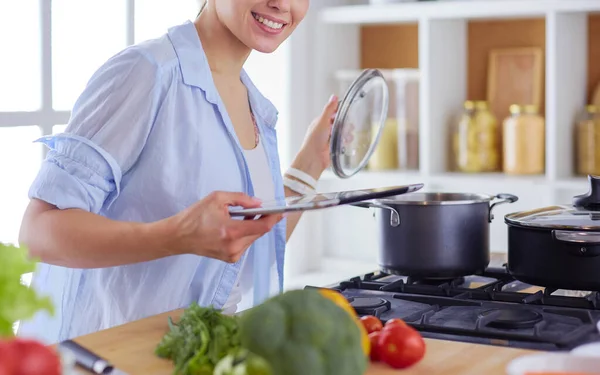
[228,183,424,217]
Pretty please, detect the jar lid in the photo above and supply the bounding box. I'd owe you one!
[330,69,389,179]
[505,175,600,230]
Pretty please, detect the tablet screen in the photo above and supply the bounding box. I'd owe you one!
[228,183,423,217]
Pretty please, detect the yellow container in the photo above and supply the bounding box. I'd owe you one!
[454,101,500,173]
[502,104,545,175]
[575,105,600,176]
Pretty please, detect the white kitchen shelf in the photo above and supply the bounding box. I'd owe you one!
[282,0,598,281]
[320,0,600,25]
[318,170,589,192]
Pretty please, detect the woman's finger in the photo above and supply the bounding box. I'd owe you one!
[227,213,283,238]
[212,191,262,208]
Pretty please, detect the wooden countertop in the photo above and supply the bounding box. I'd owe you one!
[63,308,536,375]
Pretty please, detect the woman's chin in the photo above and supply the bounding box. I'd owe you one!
[245,37,284,54]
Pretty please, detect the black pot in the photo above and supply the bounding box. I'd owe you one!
[355,192,518,278]
[505,175,600,291]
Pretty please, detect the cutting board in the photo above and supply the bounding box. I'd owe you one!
[52,308,536,375]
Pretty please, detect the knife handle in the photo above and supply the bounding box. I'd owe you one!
[58,340,114,374]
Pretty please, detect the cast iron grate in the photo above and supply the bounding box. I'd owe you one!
[305,266,600,351]
[323,266,600,311]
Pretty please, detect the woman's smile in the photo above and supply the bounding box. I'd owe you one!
[251,11,287,35]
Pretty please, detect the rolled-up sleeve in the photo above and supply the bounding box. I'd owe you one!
[29,47,162,213]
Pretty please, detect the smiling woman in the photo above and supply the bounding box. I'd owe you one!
[16,0,338,347]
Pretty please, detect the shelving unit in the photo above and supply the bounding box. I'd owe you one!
[283,0,600,287]
[320,0,600,24]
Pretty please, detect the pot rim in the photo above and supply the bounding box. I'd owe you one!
[504,216,600,231]
[504,203,600,231]
[374,192,495,206]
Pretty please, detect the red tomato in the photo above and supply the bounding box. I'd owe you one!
[368,331,382,362]
[360,315,383,334]
[378,324,426,369]
[9,338,62,375]
[0,340,18,375]
[383,318,407,331]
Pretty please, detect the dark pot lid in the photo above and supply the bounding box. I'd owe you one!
[330,69,389,179]
[505,175,600,230]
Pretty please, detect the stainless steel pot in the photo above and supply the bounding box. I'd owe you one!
[355,192,518,278]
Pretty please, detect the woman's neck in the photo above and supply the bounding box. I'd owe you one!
[194,7,252,78]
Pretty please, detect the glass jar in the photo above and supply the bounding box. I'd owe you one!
[576,105,600,176]
[454,100,500,173]
[368,119,398,170]
[392,69,420,171]
[335,69,420,172]
[502,104,545,175]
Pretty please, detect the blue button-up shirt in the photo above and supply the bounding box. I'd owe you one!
[17,21,287,344]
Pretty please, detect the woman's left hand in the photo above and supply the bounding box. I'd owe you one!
[291,94,339,180]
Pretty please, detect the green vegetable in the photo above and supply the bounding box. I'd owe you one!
[213,348,272,375]
[155,303,242,374]
[0,242,54,337]
[238,289,368,375]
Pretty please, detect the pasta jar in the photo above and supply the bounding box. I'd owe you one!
[576,105,600,176]
[368,119,398,171]
[502,104,545,175]
[454,100,500,173]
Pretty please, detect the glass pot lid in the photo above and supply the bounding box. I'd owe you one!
[505,175,600,230]
[330,69,389,178]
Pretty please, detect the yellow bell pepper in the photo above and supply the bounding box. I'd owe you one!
[318,289,371,357]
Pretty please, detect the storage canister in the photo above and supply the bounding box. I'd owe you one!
[502,104,545,175]
[576,105,600,176]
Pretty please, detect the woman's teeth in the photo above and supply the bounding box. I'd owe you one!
[252,13,284,30]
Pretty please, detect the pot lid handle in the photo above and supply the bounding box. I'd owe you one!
[573,175,600,210]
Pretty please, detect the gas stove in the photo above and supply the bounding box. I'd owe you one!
[306,266,600,351]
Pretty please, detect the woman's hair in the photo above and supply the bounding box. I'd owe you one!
[197,0,207,17]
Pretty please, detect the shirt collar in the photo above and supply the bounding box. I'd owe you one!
[167,21,278,128]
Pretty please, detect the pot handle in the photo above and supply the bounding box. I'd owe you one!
[488,193,519,222]
[552,230,600,257]
[350,201,400,227]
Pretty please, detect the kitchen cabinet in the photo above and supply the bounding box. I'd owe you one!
[281,0,600,282]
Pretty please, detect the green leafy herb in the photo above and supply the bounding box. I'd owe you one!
[0,242,54,337]
[213,348,272,375]
[156,303,242,374]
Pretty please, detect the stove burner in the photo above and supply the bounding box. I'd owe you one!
[482,309,544,329]
[349,297,391,317]
[308,265,600,351]
[407,276,466,286]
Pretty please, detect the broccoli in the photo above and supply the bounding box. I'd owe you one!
[238,289,368,375]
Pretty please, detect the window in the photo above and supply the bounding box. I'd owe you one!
[51,0,127,111]
[134,0,200,43]
[0,127,42,245]
[0,1,291,249]
[0,1,42,111]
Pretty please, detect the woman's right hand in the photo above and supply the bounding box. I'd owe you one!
[166,191,283,263]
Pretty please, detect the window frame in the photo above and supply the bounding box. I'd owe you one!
[0,0,136,158]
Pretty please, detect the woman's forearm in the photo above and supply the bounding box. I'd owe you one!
[19,199,175,269]
[283,155,325,242]
[284,186,303,241]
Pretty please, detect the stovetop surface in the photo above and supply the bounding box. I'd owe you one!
[306,267,600,351]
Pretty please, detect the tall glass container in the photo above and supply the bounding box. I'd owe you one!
[576,105,600,176]
[454,100,499,173]
[502,104,545,175]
